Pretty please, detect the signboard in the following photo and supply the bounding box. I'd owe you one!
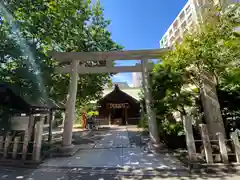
[108,103,129,109]
[10,116,29,131]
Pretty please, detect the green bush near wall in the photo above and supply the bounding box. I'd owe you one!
[138,113,148,129]
[87,111,99,116]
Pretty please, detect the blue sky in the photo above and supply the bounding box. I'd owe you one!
[99,0,187,86]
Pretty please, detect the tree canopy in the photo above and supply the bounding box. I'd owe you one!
[0,0,123,108]
[148,4,240,146]
[163,4,240,88]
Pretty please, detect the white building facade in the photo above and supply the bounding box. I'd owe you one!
[132,72,142,88]
[160,1,194,48]
[159,0,238,48]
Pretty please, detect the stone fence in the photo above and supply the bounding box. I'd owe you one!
[0,115,44,164]
[184,116,240,164]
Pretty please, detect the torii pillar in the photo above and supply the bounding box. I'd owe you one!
[61,60,79,151]
[141,59,163,150]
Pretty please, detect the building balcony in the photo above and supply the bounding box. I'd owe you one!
[173,20,179,30]
[174,29,180,36]
[179,11,185,21]
[185,4,191,14]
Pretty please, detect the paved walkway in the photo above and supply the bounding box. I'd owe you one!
[41,126,185,170]
[1,166,240,179]
[1,127,240,179]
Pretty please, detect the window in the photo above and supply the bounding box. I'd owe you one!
[188,21,194,28]
[183,28,188,35]
[181,21,187,29]
[196,0,204,7]
[176,37,182,43]
[175,29,180,36]
[179,11,185,21]
[164,42,168,48]
[164,35,167,42]
[187,13,193,22]
[173,20,178,29]
[185,5,191,14]
[170,36,175,44]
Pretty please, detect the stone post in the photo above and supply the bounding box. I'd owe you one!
[32,115,44,162]
[217,132,228,164]
[61,112,65,128]
[0,136,4,152]
[141,59,160,147]
[22,114,34,160]
[231,131,240,163]
[200,124,213,164]
[3,135,11,158]
[62,60,79,150]
[48,110,55,143]
[12,136,20,159]
[22,130,29,160]
[183,116,197,161]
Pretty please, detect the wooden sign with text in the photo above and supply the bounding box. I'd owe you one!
[108,103,129,109]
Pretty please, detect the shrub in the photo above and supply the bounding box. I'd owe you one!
[138,113,148,129]
[158,119,186,149]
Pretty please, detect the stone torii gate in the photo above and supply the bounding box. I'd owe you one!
[50,48,170,152]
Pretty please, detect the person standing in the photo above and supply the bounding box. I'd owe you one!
[82,111,87,129]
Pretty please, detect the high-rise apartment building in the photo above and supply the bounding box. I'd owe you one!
[160,1,194,48]
[159,0,238,48]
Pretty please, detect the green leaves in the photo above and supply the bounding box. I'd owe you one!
[0,0,123,109]
[150,4,240,138]
[151,65,193,117]
[164,4,240,90]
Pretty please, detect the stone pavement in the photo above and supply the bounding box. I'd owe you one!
[1,126,240,179]
[41,126,185,170]
[0,165,240,179]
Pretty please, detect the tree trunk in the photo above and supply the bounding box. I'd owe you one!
[200,71,226,140]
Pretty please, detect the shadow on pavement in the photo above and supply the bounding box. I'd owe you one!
[2,126,240,179]
[0,166,240,179]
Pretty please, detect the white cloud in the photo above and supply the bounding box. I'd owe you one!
[112,73,132,85]
[110,60,142,86]
[114,60,138,66]
[128,83,133,87]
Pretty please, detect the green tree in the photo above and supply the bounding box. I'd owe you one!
[152,64,194,118]
[0,0,122,108]
[164,4,240,86]
[160,4,240,138]
[150,64,195,148]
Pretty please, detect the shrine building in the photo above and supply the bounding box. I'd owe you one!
[96,84,141,125]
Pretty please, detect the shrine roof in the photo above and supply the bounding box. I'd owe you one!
[96,84,141,106]
[0,83,64,113]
